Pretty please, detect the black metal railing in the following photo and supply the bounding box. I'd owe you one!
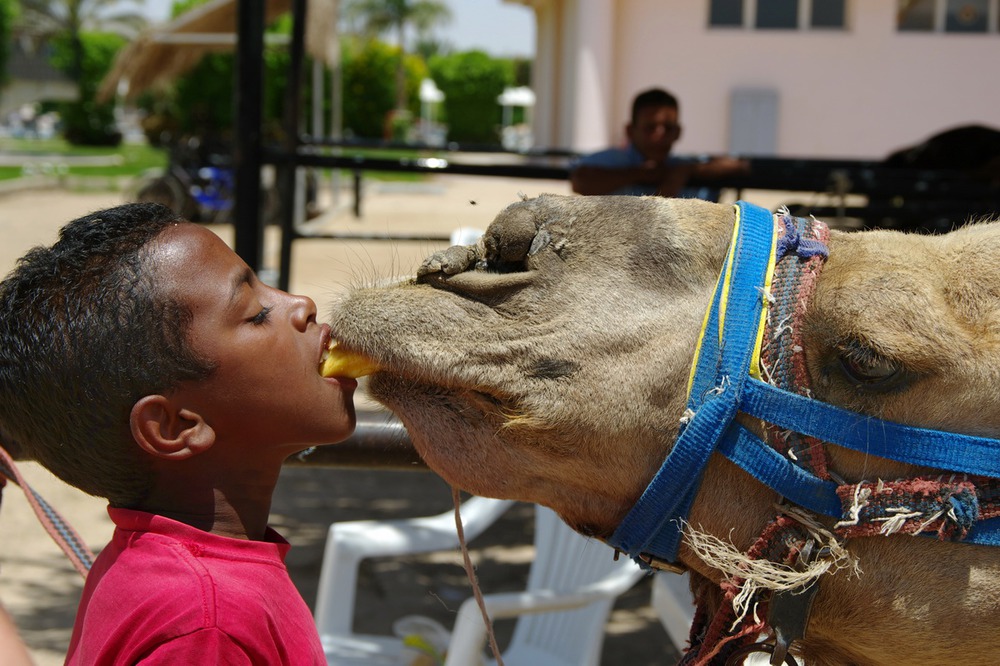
[284,410,425,470]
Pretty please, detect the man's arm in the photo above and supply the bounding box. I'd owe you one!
[571,162,694,196]
[690,156,751,181]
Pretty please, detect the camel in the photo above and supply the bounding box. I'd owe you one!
[326,195,1000,665]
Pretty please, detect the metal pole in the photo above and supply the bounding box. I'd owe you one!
[233,0,266,271]
[330,26,343,209]
[312,60,324,139]
[277,0,308,292]
[353,169,362,218]
[284,411,426,470]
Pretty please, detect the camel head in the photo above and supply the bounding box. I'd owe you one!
[330,196,742,534]
[328,194,1000,664]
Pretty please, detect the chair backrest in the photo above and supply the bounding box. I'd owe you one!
[497,506,645,666]
[316,498,644,666]
[315,496,515,648]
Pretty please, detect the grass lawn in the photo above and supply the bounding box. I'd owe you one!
[0,138,433,187]
[0,138,168,181]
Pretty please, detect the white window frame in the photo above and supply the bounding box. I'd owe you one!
[897,0,999,33]
[711,0,848,30]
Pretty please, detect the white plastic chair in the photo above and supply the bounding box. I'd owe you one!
[444,505,646,666]
[650,572,696,653]
[315,497,646,666]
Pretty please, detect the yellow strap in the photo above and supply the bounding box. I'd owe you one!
[686,205,777,396]
[749,221,778,380]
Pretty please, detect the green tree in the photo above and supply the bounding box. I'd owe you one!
[429,50,513,144]
[341,38,427,139]
[413,35,450,61]
[50,31,128,144]
[512,57,532,88]
[343,0,451,110]
[141,7,300,145]
[18,0,146,82]
[169,0,207,18]
[0,0,17,89]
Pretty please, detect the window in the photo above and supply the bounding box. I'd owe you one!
[710,0,846,30]
[812,0,847,26]
[898,0,935,30]
[711,0,744,25]
[897,0,998,32]
[947,0,989,31]
[757,0,799,28]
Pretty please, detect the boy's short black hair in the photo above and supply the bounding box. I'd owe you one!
[0,203,217,506]
[630,88,680,125]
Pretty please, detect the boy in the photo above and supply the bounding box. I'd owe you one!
[0,203,358,664]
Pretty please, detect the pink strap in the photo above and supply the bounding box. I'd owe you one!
[0,445,95,577]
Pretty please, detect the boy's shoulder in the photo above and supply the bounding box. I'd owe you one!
[105,508,292,568]
[67,509,324,665]
[80,508,292,619]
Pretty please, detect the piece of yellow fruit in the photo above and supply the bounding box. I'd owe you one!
[320,342,379,378]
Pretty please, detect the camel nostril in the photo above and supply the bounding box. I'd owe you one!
[484,206,541,265]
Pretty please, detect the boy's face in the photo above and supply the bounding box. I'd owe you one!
[627,104,681,163]
[151,224,356,455]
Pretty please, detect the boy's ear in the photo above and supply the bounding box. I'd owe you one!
[130,395,215,460]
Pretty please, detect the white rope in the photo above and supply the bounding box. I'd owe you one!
[682,507,859,629]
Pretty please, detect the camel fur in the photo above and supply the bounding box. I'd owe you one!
[327,195,1000,665]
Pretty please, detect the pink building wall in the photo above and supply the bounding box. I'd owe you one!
[519,0,1000,159]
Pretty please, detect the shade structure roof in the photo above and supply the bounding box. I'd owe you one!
[98,0,337,102]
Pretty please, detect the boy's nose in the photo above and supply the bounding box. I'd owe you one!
[289,293,317,328]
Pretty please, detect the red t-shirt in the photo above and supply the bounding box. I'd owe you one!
[65,508,325,665]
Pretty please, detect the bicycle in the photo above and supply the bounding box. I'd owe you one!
[128,136,281,226]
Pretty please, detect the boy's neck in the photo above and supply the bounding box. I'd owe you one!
[137,461,282,540]
[138,494,274,540]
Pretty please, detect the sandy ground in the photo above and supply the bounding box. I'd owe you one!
[0,177,710,665]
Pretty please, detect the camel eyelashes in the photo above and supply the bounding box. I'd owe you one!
[835,342,906,390]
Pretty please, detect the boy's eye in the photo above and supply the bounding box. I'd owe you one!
[250,306,272,325]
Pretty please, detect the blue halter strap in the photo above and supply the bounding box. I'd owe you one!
[608,201,1000,569]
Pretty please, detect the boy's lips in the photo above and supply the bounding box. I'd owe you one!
[335,376,358,390]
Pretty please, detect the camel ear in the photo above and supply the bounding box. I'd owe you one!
[130,395,215,460]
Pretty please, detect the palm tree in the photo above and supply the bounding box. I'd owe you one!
[344,0,452,110]
[18,0,146,82]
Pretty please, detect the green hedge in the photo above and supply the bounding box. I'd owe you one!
[429,50,513,144]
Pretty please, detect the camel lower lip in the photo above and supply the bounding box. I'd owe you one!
[324,376,358,390]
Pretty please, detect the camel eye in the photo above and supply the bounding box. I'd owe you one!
[837,343,902,388]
